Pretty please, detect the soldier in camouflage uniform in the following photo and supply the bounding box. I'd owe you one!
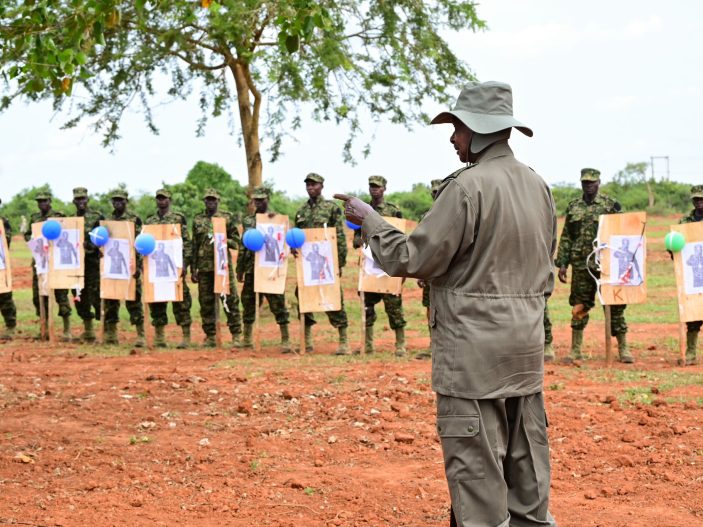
[103,189,145,347]
[24,191,73,341]
[416,178,443,360]
[353,176,407,356]
[0,199,17,340]
[236,186,290,351]
[678,184,703,365]
[72,187,104,343]
[145,189,193,348]
[294,173,349,355]
[556,168,633,363]
[191,188,242,348]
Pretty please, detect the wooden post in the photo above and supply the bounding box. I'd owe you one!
[47,292,56,344]
[360,291,366,354]
[100,299,105,343]
[299,310,306,355]
[215,294,222,348]
[604,305,613,365]
[254,292,261,351]
[39,293,48,341]
[679,321,687,366]
[143,301,151,349]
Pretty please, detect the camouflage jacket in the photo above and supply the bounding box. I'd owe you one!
[1,216,11,247]
[555,193,621,270]
[679,210,703,224]
[294,196,346,267]
[77,208,105,258]
[236,211,280,276]
[24,208,66,241]
[192,210,240,273]
[353,201,402,247]
[145,210,192,263]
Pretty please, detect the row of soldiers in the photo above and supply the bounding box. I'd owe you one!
[0,174,444,357]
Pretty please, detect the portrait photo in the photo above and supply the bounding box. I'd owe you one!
[104,239,131,280]
[682,242,703,295]
[28,237,49,274]
[215,233,228,276]
[257,222,285,268]
[301,240,335,286]
[609,235,644,286]
[53,229,80,270]
[148,240,179,283]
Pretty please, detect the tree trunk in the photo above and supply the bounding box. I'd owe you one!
[646,180,655,208]
[230,60,262,192]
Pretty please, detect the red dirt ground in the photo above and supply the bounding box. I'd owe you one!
[1,321,703,527]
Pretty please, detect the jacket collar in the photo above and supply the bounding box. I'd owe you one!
[474,141,514,164]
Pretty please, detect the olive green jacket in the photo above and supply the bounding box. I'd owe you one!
[362,142,557,399]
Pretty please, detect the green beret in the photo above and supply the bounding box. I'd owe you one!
[72,187,88,198]
[251,186,270,199]
[368,175,387,187]
[110,189,129,200]
[304,172,324,184]
[155,188,172,198]
[580,168,601,182]
[203,188,220,199]
[691,185,703,199]
[35,191,52,200]
[430,179,443,191]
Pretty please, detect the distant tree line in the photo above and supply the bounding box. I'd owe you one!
[0,160,696,234]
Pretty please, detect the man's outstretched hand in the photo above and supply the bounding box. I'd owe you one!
[334,194,375,226]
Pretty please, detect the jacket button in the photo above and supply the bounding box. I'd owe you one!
[468,426,474,433]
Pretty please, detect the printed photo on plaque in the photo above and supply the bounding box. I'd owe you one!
[53,229,80,270]
[29,237,49,274]
[302,241,335,286]
[362,245,388,277]
[258,223,285,268]
[0,241,6,271]
[683,242,703,295]
[215,233,228,276]
[105,239,131,280]
[148,240,180,283]
[609,235,644,286]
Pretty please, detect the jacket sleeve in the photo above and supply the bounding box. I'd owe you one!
[332,204,346,268]
[235,217,247,276]
[180,214,192,263]
[4,218,12,247]
[555,206,573,268]
[228,215,241,251]
[362,180,474,279]
[191,220,199,272]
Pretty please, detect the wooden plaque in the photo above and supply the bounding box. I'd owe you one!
[296,227,341,313]
[0,220,11,294]
[142,224,184,303]
[598,211,647,305]
[212,217,230,295]
[48,216,85,290]
[254,213,289,295]
[100,220,137,301]
[671,222,703,322]
[358,216,406,295]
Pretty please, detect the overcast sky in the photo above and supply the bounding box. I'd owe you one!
[1,0,701,203]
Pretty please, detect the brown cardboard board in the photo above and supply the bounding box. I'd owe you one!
[142,224,184,303]
[253,213,289,295]
[296,227,341,313]
[100,220,137,301]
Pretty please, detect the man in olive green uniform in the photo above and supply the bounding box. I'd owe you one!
[145,189,193,348]
[24,191,73,341]
[72,187,104,343]
[0,199,17,340]
[353,175,406,356]
[236,186,290,351]
[336,81,558,527]
[294,173,349,355]
[103,189,145,347]
[555,168,633,364]
[678,184,703,365]
[416,178,443,360]
[192,188,242,348]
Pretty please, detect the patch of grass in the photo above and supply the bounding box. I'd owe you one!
[304,487,315,496]
[129,435,151,445]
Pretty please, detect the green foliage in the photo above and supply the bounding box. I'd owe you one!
[1,1,485,187]
[387,183,435,221]
[0,184,69,233]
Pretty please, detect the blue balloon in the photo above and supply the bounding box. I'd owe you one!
[134,233,156,256]
[285,227,306,249]
[346,219,361,231]
[89,226,110,247]
[42,220,62,241]
[243,229,265,251]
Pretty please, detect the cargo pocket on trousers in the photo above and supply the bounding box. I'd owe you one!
[437,415,485,480]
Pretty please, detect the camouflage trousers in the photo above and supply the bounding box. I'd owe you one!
[150,276,193,327]
[241,273,289,326]
[422,284,431,308]
[197,270,241,337]
[0,292,17,328]
[32,269,71,318]
[543,303,553,345]
[295,286,348,329]
[569,268,627,335]
[73,256,101,321]
[104,275,143,326]
[363,291,406,329]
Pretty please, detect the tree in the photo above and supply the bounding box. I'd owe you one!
[612,161,654,207]
[1,1,485,190]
